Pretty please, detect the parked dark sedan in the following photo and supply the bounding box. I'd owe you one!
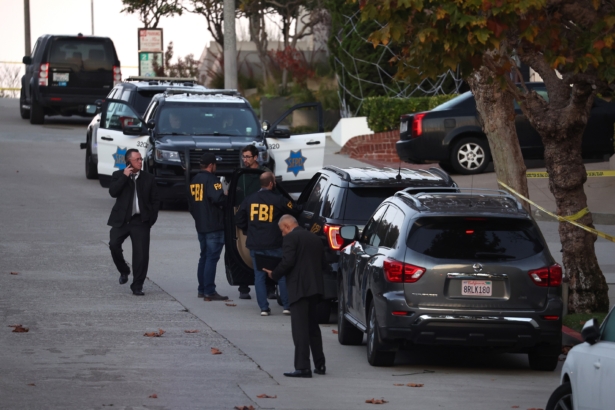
[397,83,615,174]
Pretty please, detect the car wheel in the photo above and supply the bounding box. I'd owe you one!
[546,383,573,410]
[450,137,491,175]
[30,94,45,124]
[337,285,363,345]
[366,304,396,366]
[315,299,331,324]
[19,89,30,119]
[85,141,98,180]
[528,344,560,371]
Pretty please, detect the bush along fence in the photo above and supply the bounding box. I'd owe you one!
[361,95,457,133]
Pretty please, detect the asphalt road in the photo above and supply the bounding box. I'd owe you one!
[0,98,584,409]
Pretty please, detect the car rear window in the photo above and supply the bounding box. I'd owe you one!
[343,188,401,221]
[49,38,116,71]
[407,217,545,261]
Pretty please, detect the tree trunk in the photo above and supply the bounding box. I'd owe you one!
[466,66,530,211]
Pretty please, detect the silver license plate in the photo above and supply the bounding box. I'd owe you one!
[461,280,492,296]
[53,73,69,82]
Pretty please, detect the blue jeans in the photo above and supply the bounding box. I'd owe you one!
[197,230,225,295]
[250,248,289,310]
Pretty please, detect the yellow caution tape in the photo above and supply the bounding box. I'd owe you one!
[497,180,615,243]
[0,88,21,91]
[527,170,615,178]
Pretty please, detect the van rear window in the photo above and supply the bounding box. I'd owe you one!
[407,217,544,260]
[49,39,115,71]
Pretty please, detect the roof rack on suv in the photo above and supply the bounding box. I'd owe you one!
[163,88,240,97]
[395,187,524,211]
[125,76,198,84]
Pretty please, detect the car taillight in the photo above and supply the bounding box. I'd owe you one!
[528,264,562,287]
[411,113,426,138]
[323,224,344,250]
[38,63,49,86]
[113,66,122,86]
[383,259,426,283]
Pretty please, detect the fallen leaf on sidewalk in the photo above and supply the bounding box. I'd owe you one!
[12,325,29,333]
[211,347,222,355]
[149,394,157,398]
[10,272,19,275]
[393,383,405,386]
[184,329,199,333]
[366,398,388,404]
[144,329,165,337]
[331,329,338,334]
[27,383,35,386]
[407,383,424,387]
[226,303,237,307]
[256,394,277,399]
[234,406,255,410]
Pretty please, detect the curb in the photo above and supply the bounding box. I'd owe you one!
[562,325,583,346]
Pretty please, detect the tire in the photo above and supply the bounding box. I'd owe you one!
[546,383,573,410]
[29,94,45,124]
[366,304,396,366]
[450,136,491,175]
[528,344,561,371]
[85,141,98,180]
[19,89,30,119]
[337,285,363,345]
[315,299,331,324]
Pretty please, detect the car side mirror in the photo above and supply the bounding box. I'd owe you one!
[271,127,291,138]
[22,56,32,65]
[262,120,270,132]
[123,124,145,136]
[146,119,156,130]
[581,318,600,345]
[340,225,359,241]
[85,105,97,115]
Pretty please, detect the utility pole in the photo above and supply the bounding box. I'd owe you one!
[91,0,95,35]
[24,0,31,55]
[223,0,237,89]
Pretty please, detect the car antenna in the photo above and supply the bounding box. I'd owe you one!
[396,160,402,181]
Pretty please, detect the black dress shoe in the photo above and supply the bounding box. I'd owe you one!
[132,290,145,296]
[119,274,128,285]
[314,365,326,375]
[283,369,312,378]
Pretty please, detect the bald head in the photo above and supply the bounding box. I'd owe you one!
[260,172,275,190]
[278,214,298,236]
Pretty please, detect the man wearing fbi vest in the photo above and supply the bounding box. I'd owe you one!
[188,153,229,301]
[235,172,300,316]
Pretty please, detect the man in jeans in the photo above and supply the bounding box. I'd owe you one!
[188,153,228,301]
[235,172,299,315]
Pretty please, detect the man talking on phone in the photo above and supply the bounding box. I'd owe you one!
[107,148,159,296]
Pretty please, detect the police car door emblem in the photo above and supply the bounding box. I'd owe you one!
[112,147,128,170]
[285,150,307,176]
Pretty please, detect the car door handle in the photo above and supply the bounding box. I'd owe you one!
[594,361,601,369]
[306,141,320,145]
[101,137,113,141]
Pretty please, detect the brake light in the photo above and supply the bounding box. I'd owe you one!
[323,224,344,250]
[411,113,426,138]
[542,315,560,321]
[383,259,426,283]
[38,63,49,86]
[113,65,122,86]
[528,264,562,287]
[392,311,409,316]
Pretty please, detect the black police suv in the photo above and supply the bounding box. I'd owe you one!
[20,34,121,124]
[338,188,563,370]
[81,76,205,180]
[397,82,615,174]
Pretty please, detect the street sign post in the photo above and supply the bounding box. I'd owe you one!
[138,28,163,76]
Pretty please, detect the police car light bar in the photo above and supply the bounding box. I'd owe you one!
[125,76,199,84]
[163,88,241,97]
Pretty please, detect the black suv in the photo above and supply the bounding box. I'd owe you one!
[80,76,205,180]
[20,34,121,124]
[397,82,615,174]
[337,188,563,370]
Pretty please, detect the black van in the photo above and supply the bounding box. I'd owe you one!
[20,34,121,124]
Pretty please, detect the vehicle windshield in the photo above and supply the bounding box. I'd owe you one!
[431,92,473,111]
[156,103,259,137]
[49,38,116,71]
[407,217,545,261]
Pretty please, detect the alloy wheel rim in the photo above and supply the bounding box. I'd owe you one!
[554,393,572,410]
[457,142,485,170]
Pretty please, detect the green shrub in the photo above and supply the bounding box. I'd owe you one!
[361,95,457,132]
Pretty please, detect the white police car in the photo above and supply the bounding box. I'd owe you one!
[546,306,615,410]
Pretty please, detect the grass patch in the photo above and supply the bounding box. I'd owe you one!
[563,312,608,333]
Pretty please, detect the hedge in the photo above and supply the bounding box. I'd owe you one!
[361,95,458,133]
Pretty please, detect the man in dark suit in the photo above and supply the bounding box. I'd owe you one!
[108,148,159,296]
[264,215,326,378]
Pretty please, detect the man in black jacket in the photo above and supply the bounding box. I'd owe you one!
[265,215,326,378]
[235,172,298,315]
[108,148,159,296]
[188,153,228,301]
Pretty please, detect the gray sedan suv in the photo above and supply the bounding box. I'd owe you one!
[337,189,563,370]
